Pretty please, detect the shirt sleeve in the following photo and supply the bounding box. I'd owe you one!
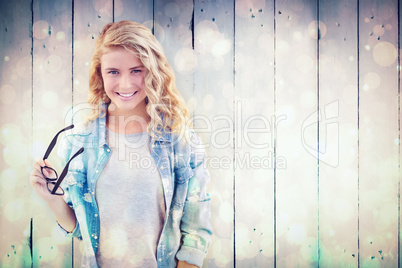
[56,135,83,240]
[176,129,212,267]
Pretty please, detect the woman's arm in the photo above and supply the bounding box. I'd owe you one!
[177,260,198,268]
[175,130,212,267]
[30,159,77,233]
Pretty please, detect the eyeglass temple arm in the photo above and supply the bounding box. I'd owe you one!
[43,124,75,160]
[51,147,84,195]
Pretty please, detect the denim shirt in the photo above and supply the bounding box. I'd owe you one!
[57,110,212,268]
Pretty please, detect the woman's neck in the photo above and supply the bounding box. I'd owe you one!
[106,103,150,134]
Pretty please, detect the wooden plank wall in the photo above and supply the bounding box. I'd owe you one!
[0,0,400,267]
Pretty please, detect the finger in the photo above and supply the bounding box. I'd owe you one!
[30,174,46,190]
[43,159,55,168]
[33,159,46,169]
[31,167,44,179]
[32,174,47,185]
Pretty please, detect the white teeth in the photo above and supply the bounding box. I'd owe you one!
[118,92,135,97]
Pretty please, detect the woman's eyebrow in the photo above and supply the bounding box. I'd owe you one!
[129,65,145,69]
[104,65,144,70]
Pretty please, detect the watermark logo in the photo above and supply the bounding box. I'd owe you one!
[63,100,340,170]
[301,100,339,167]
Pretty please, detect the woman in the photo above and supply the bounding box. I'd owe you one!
[30,20,212,267]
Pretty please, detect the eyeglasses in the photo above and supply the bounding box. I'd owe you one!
[41,125,84,195]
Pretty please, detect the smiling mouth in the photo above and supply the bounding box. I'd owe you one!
[117,91,138,97]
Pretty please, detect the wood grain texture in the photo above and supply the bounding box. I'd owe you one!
[275,0,319,266]
[0,0,33,266]
[31,0,74,266]
[318,0,359,266]
[234,0,275,266]
[193,1,235,266]
[0,0,400,267]
[359,0,399,266]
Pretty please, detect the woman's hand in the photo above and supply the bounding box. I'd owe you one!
[29,159,77,233]
[29,159,63,203]
[177,260,198,268]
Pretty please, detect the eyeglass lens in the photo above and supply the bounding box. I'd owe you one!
[41,124,84,195]
[47,181,64,195]
[42,166,58,180]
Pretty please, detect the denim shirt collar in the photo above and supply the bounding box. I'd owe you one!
[85,103,172,148]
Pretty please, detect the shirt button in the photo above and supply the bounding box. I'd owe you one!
[158,258,162,262]
[160,166,164,170]
[107,149,110,152]
[95,170,99,173]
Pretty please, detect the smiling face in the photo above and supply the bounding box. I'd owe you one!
[101,47,148,117]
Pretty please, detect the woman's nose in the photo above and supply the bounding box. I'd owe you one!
[119,74,131,89]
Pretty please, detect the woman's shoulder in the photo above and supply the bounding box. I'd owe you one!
[63,102,108,137]
[69,119,97,136]
[61,117,106,149]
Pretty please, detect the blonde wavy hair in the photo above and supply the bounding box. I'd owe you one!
[87,20,190,138]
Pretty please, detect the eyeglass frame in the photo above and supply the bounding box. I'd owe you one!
[41,124,84,195]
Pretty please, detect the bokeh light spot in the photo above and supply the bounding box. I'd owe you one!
[0,85,16,105]
[1,169,18,190]
[195,20,219,51]
[3,141,29,168]
[0,124,22,145]
[373,42,397,66]
[293,31,303,41]
[56,31,66,41]
[4,199,24,222]
[174,48,197,73]
[212,39,231,56]
[33,20,50,39]
[363,72,381,90]
[41,91,59,109]
[164,2,180,17]
[287,223,306,244]
[308,21,327,39]
[235,0,266,18]
[45,54,63,73]
[17,56,31,78]
[373,25,385,37]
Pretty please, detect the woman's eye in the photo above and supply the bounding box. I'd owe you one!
[108,70,118,75]
[132,69,141,74]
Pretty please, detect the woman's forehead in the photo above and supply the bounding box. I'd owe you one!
[101,48,142,67]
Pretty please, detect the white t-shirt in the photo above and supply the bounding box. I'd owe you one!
[95,129,165,267]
